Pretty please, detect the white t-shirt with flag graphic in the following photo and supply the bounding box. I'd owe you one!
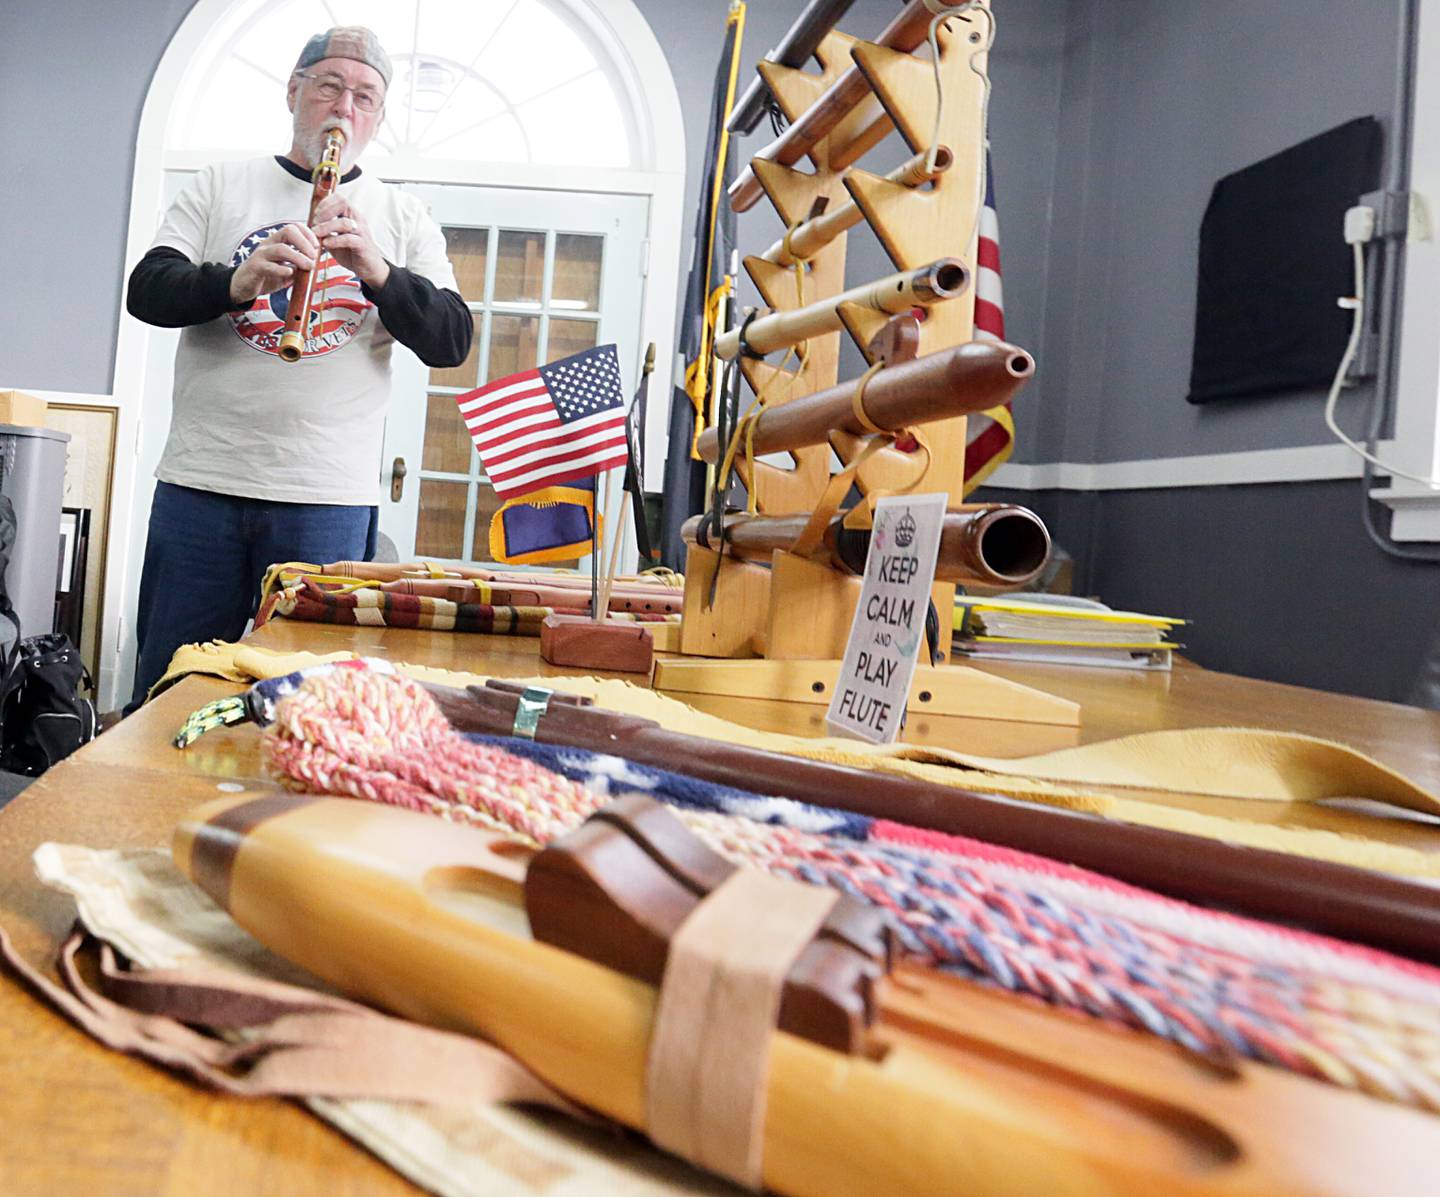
[150,157,457,505]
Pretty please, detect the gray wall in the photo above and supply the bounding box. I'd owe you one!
[981,481,1440,705]
[1023,0,1404,465]
[977,0,1439,708]
[0,0,197,395]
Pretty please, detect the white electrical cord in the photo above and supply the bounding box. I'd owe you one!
[1325,207,1440,488]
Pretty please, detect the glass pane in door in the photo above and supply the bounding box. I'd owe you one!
[488,314,541,379]
[422,394,472,474]
[415,479,469,558]
[493,230,545,305]
[429,313,484,389]
[444,227,489,298]
[546,317,598,363]
[470,485,504,563]
[551,233,602,310]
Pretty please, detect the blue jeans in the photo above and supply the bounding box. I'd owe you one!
[130,482,377,708]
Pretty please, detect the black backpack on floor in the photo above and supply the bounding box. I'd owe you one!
[0,633,97,775]
[0,495,97,776]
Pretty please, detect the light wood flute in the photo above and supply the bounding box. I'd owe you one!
[277,127,346,363]
[759,147,953,266]
[714,258,968,360]
[174,792,1440,1197]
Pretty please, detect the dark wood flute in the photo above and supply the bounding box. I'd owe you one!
[681,505,1052,588]
[278,126,346,363]
[696,340,1033,462]
[727,0,858,134]
[420,680,1440,966]
[729,0,939,212]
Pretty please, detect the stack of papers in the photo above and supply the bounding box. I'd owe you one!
[953,595,1186,671]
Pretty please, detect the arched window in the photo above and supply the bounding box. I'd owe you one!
[168,0,638,169]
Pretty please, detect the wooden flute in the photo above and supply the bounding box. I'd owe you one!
[714,258,969,360]
[682,505,1052,589]
[425,679,1440,965]
[277,126,346,363]
[694,340,1033,462]
[172,790,1440,1197]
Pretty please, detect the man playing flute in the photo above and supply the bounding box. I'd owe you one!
[124,26,471,708]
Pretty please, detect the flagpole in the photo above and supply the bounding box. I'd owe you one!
[590,470,602,620]
[599,469,627,620]
[597,467,626,622]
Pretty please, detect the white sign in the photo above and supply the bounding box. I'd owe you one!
[825,493,947,744]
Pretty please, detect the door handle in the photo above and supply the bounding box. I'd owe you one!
[391,456,407,502]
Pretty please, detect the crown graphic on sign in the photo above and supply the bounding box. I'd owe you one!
[894,511,917,548]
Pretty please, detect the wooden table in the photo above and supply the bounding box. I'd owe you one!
[2,621,1439,1194]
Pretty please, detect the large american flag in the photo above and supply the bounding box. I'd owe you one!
[459,344,629,499]
[963,147,1016,492]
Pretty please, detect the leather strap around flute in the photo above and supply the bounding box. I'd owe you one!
[789,363,932,557]
[646,872,838,1189]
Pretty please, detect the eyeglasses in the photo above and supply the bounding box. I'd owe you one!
[296,71,385,113]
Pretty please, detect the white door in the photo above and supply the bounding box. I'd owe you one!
[118,176,649,702]
[381,184,650,570]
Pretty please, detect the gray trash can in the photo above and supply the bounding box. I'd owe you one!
[0,424,70,654]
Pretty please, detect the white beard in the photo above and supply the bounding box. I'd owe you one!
[293,114,358,171]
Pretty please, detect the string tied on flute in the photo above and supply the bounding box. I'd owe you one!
[720,231,813,521]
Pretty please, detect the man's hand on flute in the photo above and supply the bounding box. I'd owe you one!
[312,194,390,289]
[229,223,319,304]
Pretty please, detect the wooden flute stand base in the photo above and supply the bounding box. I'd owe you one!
[671,545,1080,726]
[539,614,654,675]
[654,656,1080,725]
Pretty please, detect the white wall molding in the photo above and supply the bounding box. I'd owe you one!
[988,440,1396,492]
[1373,481,1440,541]
[1374,0,1440,541]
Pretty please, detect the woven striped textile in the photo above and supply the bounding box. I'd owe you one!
[255,662,1440,1112]
[259,577,676,636]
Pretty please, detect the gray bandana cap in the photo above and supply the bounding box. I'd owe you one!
[294,26,392,87]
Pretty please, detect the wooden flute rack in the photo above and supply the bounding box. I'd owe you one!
[661,2,1078,726]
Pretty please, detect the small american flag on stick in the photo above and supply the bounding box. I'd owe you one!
[459,344,630,500]
[963,147,1016,492]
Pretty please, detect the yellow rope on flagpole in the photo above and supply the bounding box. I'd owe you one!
[684,1,748,460]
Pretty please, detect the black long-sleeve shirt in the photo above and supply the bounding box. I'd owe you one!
[126,158,471,368]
